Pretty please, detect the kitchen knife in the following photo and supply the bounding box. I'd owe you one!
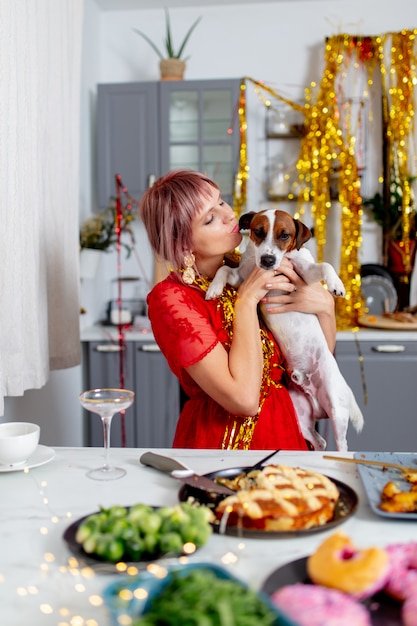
[139,451,235,496]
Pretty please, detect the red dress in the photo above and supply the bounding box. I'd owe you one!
[147,272,308,451]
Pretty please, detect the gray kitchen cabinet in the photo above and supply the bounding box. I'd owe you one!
[83,340,179,448]
[320,339,417,452]
[83,341,136,447]
[96,78,241,208]
[159,79,240,206]
[135,343,180,448]
[97,82,159,208]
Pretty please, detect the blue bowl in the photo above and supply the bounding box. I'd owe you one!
[103,561,296,625]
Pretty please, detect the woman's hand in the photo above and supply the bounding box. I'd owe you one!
[237,261,296,306]
[262,257,337,351]
[187,263,286,417]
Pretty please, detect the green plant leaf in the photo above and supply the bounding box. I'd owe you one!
[132,8,201,60]
[164,7,174,57]
[176,15,202,59]
[132,28,164,60]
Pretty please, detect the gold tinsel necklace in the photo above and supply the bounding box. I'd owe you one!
[191,272,282,449]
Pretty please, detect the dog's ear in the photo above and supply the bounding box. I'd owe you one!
[294,219,312,250]
[239,211,256,231]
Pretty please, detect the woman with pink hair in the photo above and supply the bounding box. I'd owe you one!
[140,169,336,450]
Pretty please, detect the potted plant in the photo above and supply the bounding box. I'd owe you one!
[363,172,417,271]
[133,8,202,80]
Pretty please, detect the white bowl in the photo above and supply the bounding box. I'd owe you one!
[0,422,40,466]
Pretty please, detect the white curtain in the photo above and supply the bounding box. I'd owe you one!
[0,0,84,414]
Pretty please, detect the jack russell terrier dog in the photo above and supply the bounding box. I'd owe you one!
[205,208,364,452]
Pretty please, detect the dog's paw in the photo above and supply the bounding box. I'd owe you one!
[327,276,346,297]
[205,266,239,300]
[205,280,224,300]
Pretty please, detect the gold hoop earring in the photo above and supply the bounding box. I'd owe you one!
[182,253,196,285]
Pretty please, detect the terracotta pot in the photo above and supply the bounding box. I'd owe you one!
[159,58,185,81]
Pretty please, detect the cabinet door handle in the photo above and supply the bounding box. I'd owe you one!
[371,344,406,353]
[95,344,124,353]
[139,343,161,352]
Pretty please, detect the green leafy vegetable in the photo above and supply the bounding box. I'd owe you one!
[134,568,278,626]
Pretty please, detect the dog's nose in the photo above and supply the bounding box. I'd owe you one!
[260,254,276,269]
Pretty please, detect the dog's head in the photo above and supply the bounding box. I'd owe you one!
[239,209,312,270]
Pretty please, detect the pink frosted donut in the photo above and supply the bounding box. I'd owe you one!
[402,583,417,626]
[271,583,371,626]
[384,542,417,601]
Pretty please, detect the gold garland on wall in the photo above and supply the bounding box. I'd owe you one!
[379,30,417,274]
[232,79,249,217]
[245,69,367,329]
[234,30,416,329]
[300,35,380,328]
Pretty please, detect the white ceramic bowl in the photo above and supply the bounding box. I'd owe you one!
[0,422,40,466]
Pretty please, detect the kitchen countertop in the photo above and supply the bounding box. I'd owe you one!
[81,324,417,343]
[1,446,416,625]
[337,328,417,341]
[81,323,155,343]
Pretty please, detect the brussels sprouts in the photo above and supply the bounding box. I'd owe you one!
[159,532,184,555]
[75,502,213,563]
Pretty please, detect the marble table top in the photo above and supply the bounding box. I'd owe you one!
[1,447,416,625]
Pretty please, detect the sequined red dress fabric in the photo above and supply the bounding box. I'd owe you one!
[147,273,307,451]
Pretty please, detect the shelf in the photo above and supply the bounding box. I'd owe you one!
[266,127,305,139]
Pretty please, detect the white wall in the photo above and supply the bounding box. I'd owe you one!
[89,0,413,298]
[3,0,416,445]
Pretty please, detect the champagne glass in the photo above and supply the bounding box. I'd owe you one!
[79,388,135,480]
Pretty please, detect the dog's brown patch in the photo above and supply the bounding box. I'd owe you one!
[239,209,312,252]
[272,210,298,252]
[248,213,271,245]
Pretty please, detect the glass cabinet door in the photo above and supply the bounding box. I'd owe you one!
[160,79,240,205]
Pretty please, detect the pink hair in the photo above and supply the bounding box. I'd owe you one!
[140,169,219,275]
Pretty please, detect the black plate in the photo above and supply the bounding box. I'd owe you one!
[63,507,192,568]
[261,557,401,626]
[360,264,394,283]
[178,466,358,538]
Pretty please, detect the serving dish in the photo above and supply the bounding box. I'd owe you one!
[261,556,401,625]
[355,452,417,520]
[178,466,358,538]
[104,562,294,626]
[358,314,417,330]
[361,275,398,315]
[0,444,55,473]
[63,504,207,568]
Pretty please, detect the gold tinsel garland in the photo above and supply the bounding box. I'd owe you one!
[232,79,249,217]
[304,35,381,328]
[379,30,417,274]
[234,30,416,328]
[245,69,366,329]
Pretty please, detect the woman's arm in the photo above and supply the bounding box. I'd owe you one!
[186,266,293,416]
